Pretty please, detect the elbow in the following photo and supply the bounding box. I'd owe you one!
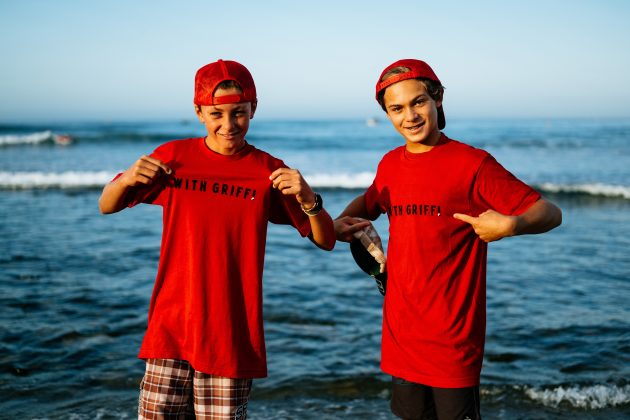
[98,197,117,215]
[554,207,563,228]
[543,200,562,231]
[321,238,336,251]
[310,233,336,251]
[98,200,108,214]
[550,201,563,229]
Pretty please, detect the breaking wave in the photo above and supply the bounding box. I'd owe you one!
[0,131,75,146]
[525,384,630,409]
[1,171,629,201]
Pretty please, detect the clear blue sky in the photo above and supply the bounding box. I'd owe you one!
[1,0,629,121]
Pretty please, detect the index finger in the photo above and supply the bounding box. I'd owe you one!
[453,213,476,225]
[343,218,371,232]
[347,218,371,228]
[269,167,293,180]
[141,155,172,174]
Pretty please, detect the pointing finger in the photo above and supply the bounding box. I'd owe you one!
[350,220,371,230]
[453,213,477,225]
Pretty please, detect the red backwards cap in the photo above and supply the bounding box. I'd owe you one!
[194,59,257,106]
[375,59,445,129]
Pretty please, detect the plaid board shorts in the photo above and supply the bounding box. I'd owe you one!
[138,358,252,419]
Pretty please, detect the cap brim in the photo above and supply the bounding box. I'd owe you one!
[350,240,387,295]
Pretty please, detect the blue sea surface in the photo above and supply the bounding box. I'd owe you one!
[0,119,629,419]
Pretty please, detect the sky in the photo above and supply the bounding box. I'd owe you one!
[0,0,629,121]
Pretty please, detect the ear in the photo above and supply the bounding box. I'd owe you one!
[194,105,204,122]
[435,90,444,108]
[250,100,258,119]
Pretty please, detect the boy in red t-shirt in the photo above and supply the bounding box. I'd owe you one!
[99,59,335,419]
[335,59,562,419]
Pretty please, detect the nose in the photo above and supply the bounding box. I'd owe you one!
[222,115,237,131]
[403,106,419,122]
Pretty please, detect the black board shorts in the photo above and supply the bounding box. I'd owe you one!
[390,377,482,420]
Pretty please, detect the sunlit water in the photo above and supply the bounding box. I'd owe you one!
[1,119,629,418]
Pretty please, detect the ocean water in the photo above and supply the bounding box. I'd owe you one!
[0,118,629,419]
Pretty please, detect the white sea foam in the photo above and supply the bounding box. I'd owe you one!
[1,171,629,200]
[305,172,375,189]
[537,182,630,199]
[0,171,115,189]
[0,171,375,190]
[0,131,54,146]
[525,384,630,409]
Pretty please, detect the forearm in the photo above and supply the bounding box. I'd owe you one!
[308,208,336,250]
[514,198,562,236]
[98,178,132,214]
[337,194,370,219]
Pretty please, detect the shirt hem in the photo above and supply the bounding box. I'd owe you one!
[138,351,268,379]
[382,363,481,388]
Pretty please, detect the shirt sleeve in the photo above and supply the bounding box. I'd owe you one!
[267,159,311,237]
[109,145,171,208]
[472,155,541,216]
[268,187,312,237]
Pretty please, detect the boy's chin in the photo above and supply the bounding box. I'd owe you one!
[404,135,431,145]
[212,135,246,144]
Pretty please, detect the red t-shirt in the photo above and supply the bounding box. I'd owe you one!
[365,134,540,388]
[122,138,311,378]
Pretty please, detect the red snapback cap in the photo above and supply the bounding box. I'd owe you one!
[194,59,257,105]
[375,59,445,129]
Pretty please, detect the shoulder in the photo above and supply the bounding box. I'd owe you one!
[377,146,405,167]
[152,138,199,158]
[443,136,489,157]
[442,135,490,166]
[247,144,287,170]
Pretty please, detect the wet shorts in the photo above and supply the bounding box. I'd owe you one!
[390,377,482,420]
[138,358,252,419]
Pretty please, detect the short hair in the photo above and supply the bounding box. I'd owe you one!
[215,80,242,93]
[195,81,245,111]
[377,66,444,111]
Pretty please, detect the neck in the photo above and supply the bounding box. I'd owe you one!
[204,137,246,155]
[405,130,442,154]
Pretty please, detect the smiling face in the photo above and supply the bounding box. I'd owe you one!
[382,79,442,153]
[195,87,256,155]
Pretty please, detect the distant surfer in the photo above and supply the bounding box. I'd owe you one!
[52,134,73,145]
[335,59,562,419]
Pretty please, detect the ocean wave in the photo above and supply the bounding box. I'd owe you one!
[0,171,114,190]
[0,131,74,146]
[1,171,629,201]
[0,131,54,146]
[536,182,630,199]
[525,384,630,409]
[306,172,374,189]
[0,171,375,191]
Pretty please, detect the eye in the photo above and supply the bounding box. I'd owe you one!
[414,98,426,106]
[210,112,222,118]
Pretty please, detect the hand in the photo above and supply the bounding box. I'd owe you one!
[453,209,517,243]
[334,216,372,242]
[269,167,314,206]
[121,155,172,187]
